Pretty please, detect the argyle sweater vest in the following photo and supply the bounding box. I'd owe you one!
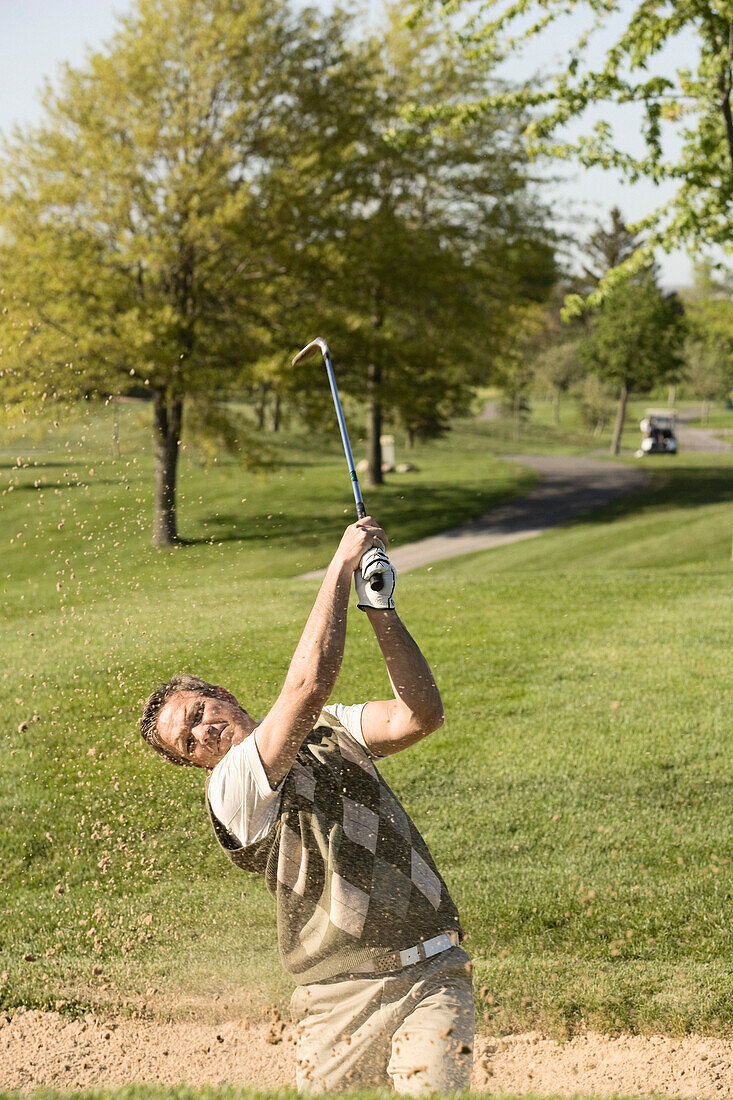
[206,709,463,984]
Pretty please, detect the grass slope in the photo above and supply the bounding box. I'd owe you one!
[1,400,731,1039]
[0,401,533,1019]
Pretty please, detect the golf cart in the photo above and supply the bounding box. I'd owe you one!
[636,409,678,456]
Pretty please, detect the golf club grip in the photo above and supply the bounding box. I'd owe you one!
[356,502,367,519]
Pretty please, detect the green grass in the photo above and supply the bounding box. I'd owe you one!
[449,454,732,573]
[1,398,732,1039]
[0,400,536,591]
[512,394,733,454]
[475,396,657,456]
[0,400,535,1021]
[472,395,602,455]
[684,408,733,431]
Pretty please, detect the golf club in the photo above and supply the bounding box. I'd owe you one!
[292,337,385,589]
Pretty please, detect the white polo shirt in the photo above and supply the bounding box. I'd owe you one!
[207,703,369,848]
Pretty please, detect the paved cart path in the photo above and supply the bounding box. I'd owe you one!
[675,410,731,453]
[301,455,647,579]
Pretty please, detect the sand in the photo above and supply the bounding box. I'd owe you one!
[2,1008,731,1096]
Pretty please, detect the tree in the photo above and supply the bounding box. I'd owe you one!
[495,304,545,440]
[522,275,590,424]
[684,336,732,422]
[534,339,584,424]
[682,262,733,419]
[413,1,733,310]
[579,269,685,454]
[295,6,557,485]
[582,207,639,289]
[575,373,617,439]
[0,0,368,544]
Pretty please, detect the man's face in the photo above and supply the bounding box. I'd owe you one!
[156,690,253,769]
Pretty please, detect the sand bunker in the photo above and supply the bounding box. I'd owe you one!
[1,1009,731,1096]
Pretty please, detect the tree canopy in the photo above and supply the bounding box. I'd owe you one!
[413,0,733,310]
[582,207,639,288]
[306,7,558,482]
[0,0,558,537]
[682,261,733,416]
[0,0,378,543]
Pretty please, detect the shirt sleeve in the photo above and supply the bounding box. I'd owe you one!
[323,702,377,756]
[207,731,284,848]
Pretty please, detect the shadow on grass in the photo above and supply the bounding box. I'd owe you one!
[180,457,733,552]
[179,480,533,548]
[177,462,733,556]
[10,478,120,492]
[0,459,90,471]
[574,465,733,529]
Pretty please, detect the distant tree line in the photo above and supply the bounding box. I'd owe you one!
[403,0,733,451]
[513,208,733,454]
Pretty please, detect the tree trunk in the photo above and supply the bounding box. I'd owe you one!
[702,399,710,425]
[271,390,281,432]
[152,389,182,546]
[668,383,676,407]
[112,397,120,459]
[365,279,385,488]
[366,362,383,487]
[610,383,628,456]
[256,382,270,431]
[553,386,560,425]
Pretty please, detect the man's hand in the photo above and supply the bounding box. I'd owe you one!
[355,544,396,610]
[333,517,389,574]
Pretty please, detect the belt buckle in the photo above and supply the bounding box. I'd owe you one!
[372,952,400,975]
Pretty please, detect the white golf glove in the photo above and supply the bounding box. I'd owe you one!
[355,543,396,611]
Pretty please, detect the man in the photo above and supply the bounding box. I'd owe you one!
[140,517,474,1093]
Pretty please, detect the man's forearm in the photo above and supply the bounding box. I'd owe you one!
[365,609,443,728]
[285,558,352,697]
[254,517,389,785]
[253,559,353,786]
[285,517,387,697]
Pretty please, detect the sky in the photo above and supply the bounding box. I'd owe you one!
[0,0,696,288]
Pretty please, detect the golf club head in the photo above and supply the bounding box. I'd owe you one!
[292,338,330,367]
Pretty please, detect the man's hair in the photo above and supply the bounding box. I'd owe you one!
[139,673,222,767]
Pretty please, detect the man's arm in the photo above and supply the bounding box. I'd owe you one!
[254,518,387,787]
[360,609,444,757]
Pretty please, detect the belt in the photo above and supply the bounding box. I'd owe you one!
[353,931,460,976]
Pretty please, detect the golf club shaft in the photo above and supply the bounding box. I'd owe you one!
[293,338,366,519]
[322,346,366,519]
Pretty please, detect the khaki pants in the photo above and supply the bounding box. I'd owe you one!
[290,947,475,1094]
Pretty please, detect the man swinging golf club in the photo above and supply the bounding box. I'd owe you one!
[139,516,474,1092]
[140,340,474,1091]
